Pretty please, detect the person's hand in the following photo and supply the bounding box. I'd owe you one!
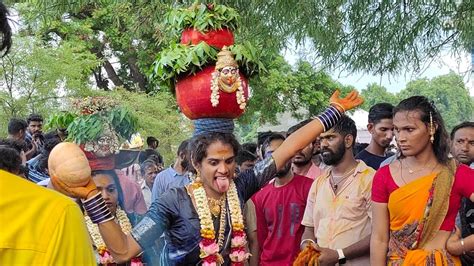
[447,226,463,256]
[29,140,38,153]
[330,89,364,113]
[314,244,338,266]
[51,175,98,199]
[300,239,318,250]
[34,138,43,148]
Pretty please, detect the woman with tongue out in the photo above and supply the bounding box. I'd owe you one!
[51,90,363,266]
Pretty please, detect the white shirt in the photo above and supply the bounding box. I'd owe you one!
[141,182,152,209]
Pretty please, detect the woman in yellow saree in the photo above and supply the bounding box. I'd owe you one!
[370,96,474,266]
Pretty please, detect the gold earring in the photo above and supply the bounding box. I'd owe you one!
[429,112,434,144]
[195,170,202,183]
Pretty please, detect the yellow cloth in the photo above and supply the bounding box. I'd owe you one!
[0,170,96,265]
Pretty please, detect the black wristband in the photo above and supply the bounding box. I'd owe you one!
[82,192,114,224]
[315,106,343,131]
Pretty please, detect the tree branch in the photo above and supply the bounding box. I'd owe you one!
[103,59,127,89]
[93,69,109,90]
[127,54,147,91]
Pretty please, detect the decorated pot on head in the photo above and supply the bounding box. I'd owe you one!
[67,96,138,171]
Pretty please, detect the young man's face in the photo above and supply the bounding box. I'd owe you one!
[150,140,158,149]
[320,130,348,166]
[368,118,394,149]
[292,143,313,167]
[28,121,42,135]
[239,160,256,172]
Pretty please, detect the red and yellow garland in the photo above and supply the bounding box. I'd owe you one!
[191,181,250,266]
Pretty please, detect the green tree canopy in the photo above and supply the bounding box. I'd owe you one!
[0,35,98,134]
[357,72,473,131]
[24,0,474,82]
[360,83,399,110]
[399,72,473,130]
[240,57,353,126]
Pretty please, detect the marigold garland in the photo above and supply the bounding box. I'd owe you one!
[191,180,250,265]
[293,245,320,266]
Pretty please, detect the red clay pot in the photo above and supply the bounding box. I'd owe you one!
[175,65,248,119]
[180,28,234,49]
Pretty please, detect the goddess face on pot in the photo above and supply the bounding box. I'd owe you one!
[84,123,120,157]
[219,66,239,88]
[210,46,246,109]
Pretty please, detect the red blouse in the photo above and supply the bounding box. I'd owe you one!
[372,164,474,231]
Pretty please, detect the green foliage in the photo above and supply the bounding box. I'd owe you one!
[67,107,138,144]
[360,83,400,111]
[150,42,218,88]
[165,2,240,35]
[240,57,353,125]
[25,0,473,80]
[0,35,99,136]
[398,72,473,130]
[149,41,266,90]
[18,1,169,91]
[357,72,473,131]
[231,42,267,77]
[235,112,261,143]
[105,89,192,164]
[44,112,77,131]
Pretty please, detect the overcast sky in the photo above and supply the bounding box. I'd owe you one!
[284,46,474,96]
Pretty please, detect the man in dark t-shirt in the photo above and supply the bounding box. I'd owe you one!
[355,103,394,170]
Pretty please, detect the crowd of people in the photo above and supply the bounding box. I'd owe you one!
[2,2,474,266]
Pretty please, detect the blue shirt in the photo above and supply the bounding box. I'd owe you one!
[151,166,191,202]
[27,155,49,183]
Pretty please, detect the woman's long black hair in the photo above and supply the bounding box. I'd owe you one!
[393,96,450,165]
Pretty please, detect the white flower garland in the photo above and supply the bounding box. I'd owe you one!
[210,72,221,107]
[210,72,246,110]
[192,180,249,265]
[227,182,244,227]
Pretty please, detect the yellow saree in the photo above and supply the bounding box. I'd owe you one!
[387,163,459,266]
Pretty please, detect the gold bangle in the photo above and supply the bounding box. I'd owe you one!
[461,238,466,255]
[330,102,346,112]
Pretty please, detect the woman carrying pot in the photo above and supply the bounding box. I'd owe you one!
[51,90,363,265]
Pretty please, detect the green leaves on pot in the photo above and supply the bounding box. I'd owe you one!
[66,107,138,144]
[165,2,240,35]
[149,42,266,90]
[150,42,217,89]
[229,42,266,77]
[45,112,77,131]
